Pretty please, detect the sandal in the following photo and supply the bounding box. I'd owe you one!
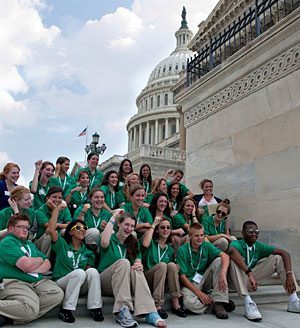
[146,312,167,327]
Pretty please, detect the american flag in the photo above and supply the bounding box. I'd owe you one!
[78,127,87,137]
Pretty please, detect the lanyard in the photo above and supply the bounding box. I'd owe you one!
[90,175,96,187]
[20,243,31,257]
[58,176,67,191]
[72,252,81,269]
[117,245,127,259]
[143,180,149,193]
[110,190,116,208]
[92,214,101,229]
[188,243,203,271]
[158,244,168,262]
[246,245,256,268]
[173,200,177,211]
[214,220,224,234]
[80,191,87,204]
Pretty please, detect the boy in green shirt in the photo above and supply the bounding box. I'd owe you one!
[165,169,194,198]
[0,213,63,325]
[228,220,300,321]
[176,222,234,319]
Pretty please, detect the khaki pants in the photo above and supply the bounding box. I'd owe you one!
[0,278,63,324]
[34,230,66,258]
[85,228,100,246]
[145,262,182,307]
[100,259,156,316]
[228,254,299,297]
[182,257,229,314]
[57,268,102,311]
[213,236,236,252]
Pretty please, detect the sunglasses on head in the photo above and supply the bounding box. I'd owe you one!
[216,209,227,217]
[71,225,88,231]
[247,229,259,235]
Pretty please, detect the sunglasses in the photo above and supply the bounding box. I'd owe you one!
[247,229,259,235]
[216,210,227,217]
[159,226,171,230]
[71,225,88,231]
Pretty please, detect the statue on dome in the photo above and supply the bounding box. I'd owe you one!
[180,6,188,29]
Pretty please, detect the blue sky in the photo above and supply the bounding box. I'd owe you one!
[0,0,218,185]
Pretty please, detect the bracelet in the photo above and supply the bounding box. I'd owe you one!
[286,271,293,275]
[109,219,115,225]
[149,226,154,230]
[245,268,252,275]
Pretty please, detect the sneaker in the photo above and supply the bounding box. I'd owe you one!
[116,305,138,327]
[244,302,262,321]
[58,309,75,323]
[287,299,300,313]
[91,308,104,321]
[212,302,228,319]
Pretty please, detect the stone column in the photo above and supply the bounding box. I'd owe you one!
[133,126,137,150]
[165,118,169,139]
[176,117,180,133]
[146,121,150,145]
[155,120,159,145]
[128,130,131,152]
[139,123,143,147]
[176,105,186,150]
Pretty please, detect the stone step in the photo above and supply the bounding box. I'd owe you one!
[45,284,289,318]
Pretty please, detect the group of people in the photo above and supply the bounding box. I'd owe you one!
[0,154,299,327]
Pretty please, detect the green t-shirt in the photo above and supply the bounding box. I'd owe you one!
[229,238,276,270]
[176,241,221,282]
[100,185,117,210]
[202,215,226,236]
[69,190,89,209]
[51,234,95,281]
[116,190,127,206]
[0,233,47,282]
[142,180,151,193]
[142,239,175,272]
[98,233,141,272]
[144,193,154,205]
[48,175,77,199]
[118,178,125,191]
[29,180,50,210]
[35,204,72,239]
[74,206,112,232]
[121,202,153,238]
[0,207,35,230]
[173,212,194,231]
[166,181,190,197]
[75,167,104,189]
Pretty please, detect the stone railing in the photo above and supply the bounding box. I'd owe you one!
[129,145,186,162]
[98,155,125,171]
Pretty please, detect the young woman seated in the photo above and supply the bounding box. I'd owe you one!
[98,209,167,327]
[167,181,183,217]
[117,159,133,191]
[117,173,141,207]
[98,170,119,214]
[144,179,168,208]
[139,164,153,195]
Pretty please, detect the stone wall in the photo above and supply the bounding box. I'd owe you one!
[176,9,300,276]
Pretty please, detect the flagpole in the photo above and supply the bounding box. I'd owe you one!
[84,125,88,163]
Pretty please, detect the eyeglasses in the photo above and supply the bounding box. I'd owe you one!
[216,210,227,217]
[15,225,30,231]
[71,225,88,231]
[247,229,260,235]
[159,226,171,230]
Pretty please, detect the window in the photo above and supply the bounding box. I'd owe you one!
[171,124,176,135]
[149,128,152,144]
[162,125,166,139]
[163,67,166,73]
[164,93,168,105]
[182,64,185,70]
[183,34,186,44]
[145,99,148,110]
[150,97,153,109]
[157,95,160,107]
[169,66,172,71]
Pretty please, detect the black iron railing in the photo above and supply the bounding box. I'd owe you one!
[186,0,299,87]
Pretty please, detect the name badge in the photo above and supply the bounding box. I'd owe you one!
[192,273,203,284]
[4,191,10,196]
[38,189,46,195]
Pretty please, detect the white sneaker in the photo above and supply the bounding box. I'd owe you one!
[287,299,300,313]
[244,302,262,321]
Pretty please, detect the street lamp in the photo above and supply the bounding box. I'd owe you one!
[85,132,107,157]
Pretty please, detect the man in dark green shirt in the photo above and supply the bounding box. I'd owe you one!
[228,220,300,322]
[0,213,63,325]
[176,222,234,319]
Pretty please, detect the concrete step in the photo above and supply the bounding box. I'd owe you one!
[45,284,289,318]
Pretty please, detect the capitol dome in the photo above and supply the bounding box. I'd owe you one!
[127,8,194,152]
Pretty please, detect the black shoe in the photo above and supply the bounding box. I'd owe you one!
[0,315,13,327]
[171,306,187,318]
[58,309,75,323]
[223,300,235,313]
[157,308,168,319]
[212,302,228,319]
[91,308,104,322]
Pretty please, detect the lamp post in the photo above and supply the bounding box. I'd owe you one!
[85,132,107,158]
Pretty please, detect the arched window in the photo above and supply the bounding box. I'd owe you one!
[164,93,168,105]
[157,95,160,107]
[145,99,148,110]
[150,97,153,109]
